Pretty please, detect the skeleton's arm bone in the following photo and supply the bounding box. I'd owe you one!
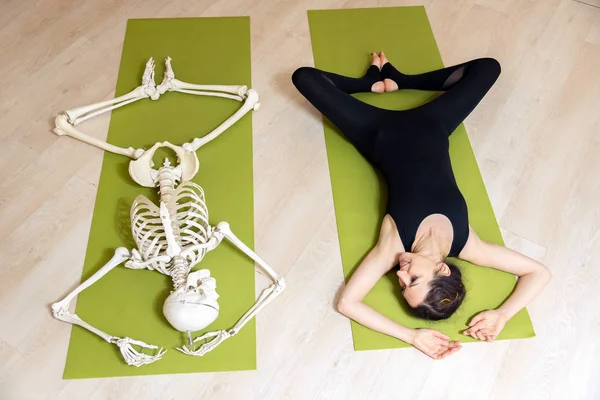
[52,248,166,366]
[217,221,283,282]
[53,248,130,312]
[214,221,285,333]
[179,222,285,356]
[54,114,143,159]
[183,89,260,152]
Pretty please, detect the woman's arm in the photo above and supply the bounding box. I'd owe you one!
[337,216,461,359]
[458,228,552,340]
[337,242,414,343]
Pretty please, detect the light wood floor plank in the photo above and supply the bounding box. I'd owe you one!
[1,0,599,399]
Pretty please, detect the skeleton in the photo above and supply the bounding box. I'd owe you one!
[51,57,285,367]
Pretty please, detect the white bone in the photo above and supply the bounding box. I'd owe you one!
[65,88,147,125]
[157,57,248,98]
[124,251,171,272]
[183,89,260,152]
[179,222,285,356]
[128,142,198,188]
[173,89,244,102]
[177,330,231,356]
[114,337,167,367]
[54,115,143,159]
[163,269,220,332]
[63,58,157,125]
[52,57,284,366]
[160,201,182,257]
[52,247,166,365]
[156,57,175,95]
[172,81,248,97]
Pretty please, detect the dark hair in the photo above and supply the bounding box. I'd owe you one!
[410,262,466,321]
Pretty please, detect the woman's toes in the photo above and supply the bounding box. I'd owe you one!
[384,78,398,92]
[379,51,389,66]
[371,52,382,70]
[371,81,385,93]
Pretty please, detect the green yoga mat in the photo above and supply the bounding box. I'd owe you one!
[307,7,535,350]
[64,17,256,378]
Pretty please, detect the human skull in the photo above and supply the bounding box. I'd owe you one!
[163,269,219,332]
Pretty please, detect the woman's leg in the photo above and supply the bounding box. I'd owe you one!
[292,65,389,150]
[382,58,501,134]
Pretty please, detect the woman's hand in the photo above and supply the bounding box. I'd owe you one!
[462,310,507,342]
[409,329,462,360]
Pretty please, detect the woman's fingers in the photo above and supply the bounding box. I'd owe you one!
[434,344,462,359]
[433,331,450,340]
[468,321,489,339]
[464,319,487,336]
[446,344,462,356]
[469,313,486,327]
[430,341,463,359]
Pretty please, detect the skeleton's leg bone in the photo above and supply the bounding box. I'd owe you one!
[179,222,285,357]
[60,57,157,125]
[63,87,149,125]
[183,89,260,152]
[171,79,248,97]
[52,247,166,366]
[172,89,243,102]
[54,115,143,159]
[155,56,248,97]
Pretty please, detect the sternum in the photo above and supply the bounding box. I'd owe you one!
[156,164,189,289]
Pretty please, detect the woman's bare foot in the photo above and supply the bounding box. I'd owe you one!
[370,52,385,93]
[379,51,399,92]
[383,78,398,92]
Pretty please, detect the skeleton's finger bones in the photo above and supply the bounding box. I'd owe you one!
[176,330,232,357]
[112,337,166,367]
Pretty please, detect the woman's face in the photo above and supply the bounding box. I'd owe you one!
[396,253,450,307]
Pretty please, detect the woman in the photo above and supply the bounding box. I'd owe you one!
[292,52,551,360]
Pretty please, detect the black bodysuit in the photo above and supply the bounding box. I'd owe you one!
[292,58,501,257]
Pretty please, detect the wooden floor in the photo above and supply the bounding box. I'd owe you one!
[1,0,599,399]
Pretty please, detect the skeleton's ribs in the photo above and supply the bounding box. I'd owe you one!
[179,222,285,356]
[51,248,167,367]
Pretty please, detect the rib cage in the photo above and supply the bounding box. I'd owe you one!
[130,179,211,273]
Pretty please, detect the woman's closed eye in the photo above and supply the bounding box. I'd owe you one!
[401,276,419,291]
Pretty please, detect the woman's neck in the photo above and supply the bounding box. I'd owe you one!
[412,227,450,262]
